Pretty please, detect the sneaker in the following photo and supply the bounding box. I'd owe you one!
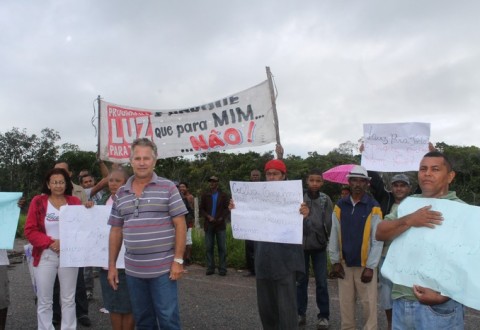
[298,315,306,326]
[317,318,329,329]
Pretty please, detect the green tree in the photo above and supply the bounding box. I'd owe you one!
[58,150,101,183]
[0,128,60,199]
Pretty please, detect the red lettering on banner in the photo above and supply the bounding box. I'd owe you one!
[190,135,209,151]
[223,128,242,145]
[190,128,245,151]
[107,106,153,159]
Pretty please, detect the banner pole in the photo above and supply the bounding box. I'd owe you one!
[97,95,101,158]
[266,67,281,146]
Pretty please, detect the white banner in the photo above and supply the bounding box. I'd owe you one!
[59,205,125,268]
[229,180,303,244]
[99,80,276,162]
[361,122,430,171]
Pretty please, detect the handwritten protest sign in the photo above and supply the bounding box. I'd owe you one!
[59,205,125,268]
[381,197,480,310]
[0,192,22,249]
[361,122,430,171]
[99,80,275,161]
[230,180,303,244]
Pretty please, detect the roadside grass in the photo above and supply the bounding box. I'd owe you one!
[191,222,332,273]
[191,223,247,270]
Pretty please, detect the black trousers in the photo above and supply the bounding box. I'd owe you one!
[256,273,298,330]
[245,240,255,273]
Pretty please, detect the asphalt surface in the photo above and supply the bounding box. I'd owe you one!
[5,239,480,329]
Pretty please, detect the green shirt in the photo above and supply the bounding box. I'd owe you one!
[384,191,463,300]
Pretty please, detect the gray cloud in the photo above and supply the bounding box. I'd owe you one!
[1,0,479,157]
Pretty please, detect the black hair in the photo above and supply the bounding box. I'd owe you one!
[423,151,453,172]
[307,168,323,177]
[41,168,74,196]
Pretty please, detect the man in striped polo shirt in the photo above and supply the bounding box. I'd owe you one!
[107,138,188,329]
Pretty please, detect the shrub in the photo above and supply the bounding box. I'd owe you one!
[16,214,26,238]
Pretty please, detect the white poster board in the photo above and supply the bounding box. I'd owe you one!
[59,205,125,268]
[362,122,430,171]
[230,180,303,244]
[382,197,480,310]
[0,192,22,249]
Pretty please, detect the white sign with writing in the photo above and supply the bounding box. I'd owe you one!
[362,122,430,171]
[382,197,480,310]
[59,205,125,268]
[230,180,303,244]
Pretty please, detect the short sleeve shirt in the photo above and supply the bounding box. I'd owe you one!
[108,173,188,278]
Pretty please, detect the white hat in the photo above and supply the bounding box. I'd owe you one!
[346,165,371,180]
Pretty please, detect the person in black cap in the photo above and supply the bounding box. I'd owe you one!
[199,176,230,276]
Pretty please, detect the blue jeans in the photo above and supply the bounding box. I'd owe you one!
[205,228,226,273]
[126,273,180,330]
[393,298,464,330]
[296,249,330,319]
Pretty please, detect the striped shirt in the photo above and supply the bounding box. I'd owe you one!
[108,173,188,278]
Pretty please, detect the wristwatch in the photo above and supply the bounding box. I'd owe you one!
[173,258,184,265]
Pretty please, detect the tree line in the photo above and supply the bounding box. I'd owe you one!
[1,127,479,206]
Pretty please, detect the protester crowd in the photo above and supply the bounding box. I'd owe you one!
[0,138,472,330]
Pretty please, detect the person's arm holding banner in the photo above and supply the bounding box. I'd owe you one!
[275,144,284,160]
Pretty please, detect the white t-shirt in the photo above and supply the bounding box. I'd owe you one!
[45,201,61,240]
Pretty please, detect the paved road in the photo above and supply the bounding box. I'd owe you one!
[5,240,480,329]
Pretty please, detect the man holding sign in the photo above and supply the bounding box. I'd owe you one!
[376,151,464,329]
[229,159,310,330]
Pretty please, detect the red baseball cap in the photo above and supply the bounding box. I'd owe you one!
[264,159,287,174]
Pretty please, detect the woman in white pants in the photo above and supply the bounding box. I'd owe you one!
[24,168,87,330]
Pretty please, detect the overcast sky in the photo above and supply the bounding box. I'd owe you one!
[1,0,479,158]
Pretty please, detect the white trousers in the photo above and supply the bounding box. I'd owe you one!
[34,249,78,330]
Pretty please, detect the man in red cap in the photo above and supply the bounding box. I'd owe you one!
[231,158,309,329]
